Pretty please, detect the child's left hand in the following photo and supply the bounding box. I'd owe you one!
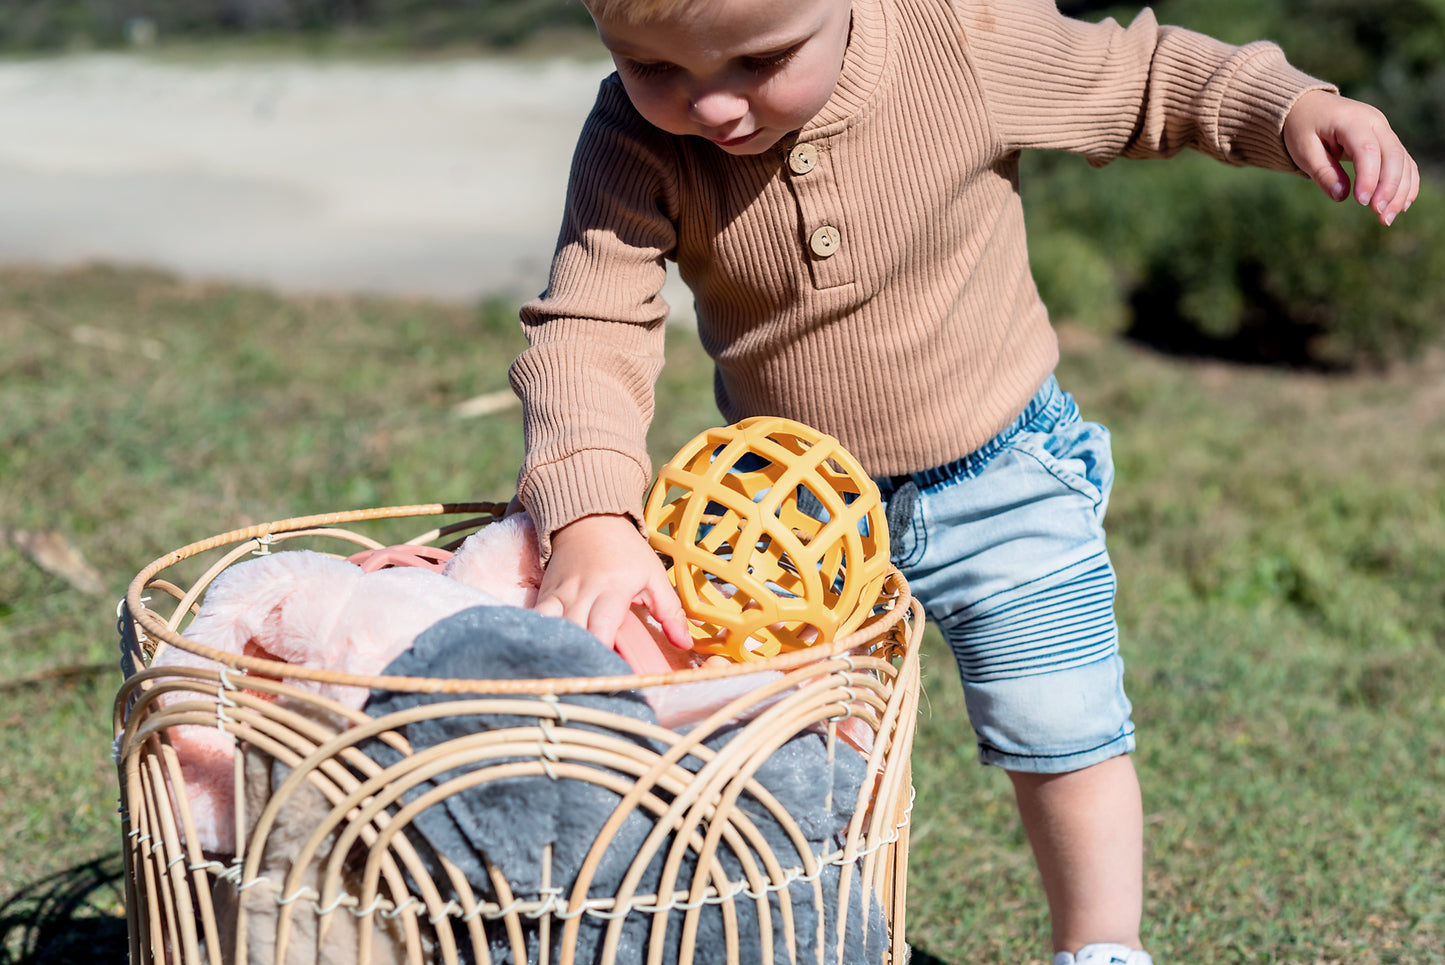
[1283,89,1420,226]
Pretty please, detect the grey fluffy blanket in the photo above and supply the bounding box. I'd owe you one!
[362,606,888,965]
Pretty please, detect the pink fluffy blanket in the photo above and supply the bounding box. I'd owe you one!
[144,513,770,855]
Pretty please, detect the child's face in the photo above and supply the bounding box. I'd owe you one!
[590,0,852,155]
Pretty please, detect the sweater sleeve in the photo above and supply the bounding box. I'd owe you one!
[959,0,1336,170]
[507,77,681,561]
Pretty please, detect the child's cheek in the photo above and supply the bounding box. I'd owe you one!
[618,82,684,136]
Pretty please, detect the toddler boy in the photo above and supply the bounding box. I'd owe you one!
[508,0,1419,960]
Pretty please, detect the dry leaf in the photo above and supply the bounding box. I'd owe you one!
[451,389,520,419]
[6,529,108,595]
[70,324,164,360]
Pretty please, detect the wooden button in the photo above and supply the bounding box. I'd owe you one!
[809,225,841,258]
[788,142,819,175]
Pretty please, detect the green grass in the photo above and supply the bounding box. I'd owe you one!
[1,266,1442,963]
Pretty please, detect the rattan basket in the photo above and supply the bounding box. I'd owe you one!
[114,503,922,965]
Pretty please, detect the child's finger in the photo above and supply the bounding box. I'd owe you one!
[1369,149,1409,224]
[535,580,601,635]
[1345,136,1384,209]
[642,581,693,650]
[1294,137,1351,202]
[1344,118,1418,225]
[534,593,566,620]
[1379,153,1419,225]
[582,592,632,650]
[1404,160,1421,211]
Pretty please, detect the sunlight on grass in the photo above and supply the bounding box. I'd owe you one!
[1,267,1441,963]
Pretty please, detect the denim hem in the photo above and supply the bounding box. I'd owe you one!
[976,726,1136,774]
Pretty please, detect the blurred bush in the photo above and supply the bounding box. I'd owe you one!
[1026,0,1445,369]
[1106,0,1445,171]
[1026,153,1445,368]
[0,0,594,51]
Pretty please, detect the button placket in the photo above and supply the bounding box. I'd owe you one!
[784,139,853,290]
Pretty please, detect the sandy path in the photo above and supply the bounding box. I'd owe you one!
[0,52,693,317]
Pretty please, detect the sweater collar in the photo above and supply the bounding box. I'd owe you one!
[800,0,888,137]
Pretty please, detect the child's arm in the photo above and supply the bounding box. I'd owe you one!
[510,78,686,653]
[1283,89,1420,226]
[532,513,693,653]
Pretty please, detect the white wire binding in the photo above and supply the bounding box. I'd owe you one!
[186,782,916,927]
[216,666,243,697]
[205,810,909,927]
[212,667,243,738]
[187,859,234,877]
[313,892,358,917]
[520,888,564,920]
[539,693,570,724]
[537,717,563,780]
[236,875,275,894]
[126,594,151,643]
[456,902,492,923]
[379,897,423,921]
[350,894,390,919]
[427,900,463,925]
[276,886,321,907]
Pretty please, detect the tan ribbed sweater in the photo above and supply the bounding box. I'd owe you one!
[509,0,1331,554]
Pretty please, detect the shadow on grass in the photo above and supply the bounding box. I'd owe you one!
[908,944,957,965]
[0,854,129,965]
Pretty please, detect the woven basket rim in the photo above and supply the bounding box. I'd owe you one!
[124,501,916,696]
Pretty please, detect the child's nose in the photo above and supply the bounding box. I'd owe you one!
[687,88,749,128]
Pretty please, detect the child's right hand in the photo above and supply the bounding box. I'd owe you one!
[533,513,693,654]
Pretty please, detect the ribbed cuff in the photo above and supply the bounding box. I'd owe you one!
[518,451,651,564]
[1218,42,1338,172]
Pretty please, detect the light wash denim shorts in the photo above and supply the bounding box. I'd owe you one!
[878,375,1135,773]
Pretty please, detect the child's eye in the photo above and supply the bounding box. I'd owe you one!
[622,58,675,79]
[743,44,802,73]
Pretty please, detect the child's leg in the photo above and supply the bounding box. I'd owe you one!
[1009,754,1143,953]
[881,375,1150,958]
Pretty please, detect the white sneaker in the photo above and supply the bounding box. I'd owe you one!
[1052,943,1154,965]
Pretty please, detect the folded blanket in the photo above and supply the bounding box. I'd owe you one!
[363,605,663,901]
[362,605,887,965]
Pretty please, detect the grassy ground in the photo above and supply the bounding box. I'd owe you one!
[1,265,1441,963]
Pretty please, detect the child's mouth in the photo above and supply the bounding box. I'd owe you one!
[712,130,760,148]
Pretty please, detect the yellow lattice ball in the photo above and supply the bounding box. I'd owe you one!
[643,416,891,662]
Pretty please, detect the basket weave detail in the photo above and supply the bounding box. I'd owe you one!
[115,503,921,965]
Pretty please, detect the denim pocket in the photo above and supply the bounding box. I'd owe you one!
[1012,418,1114,519]
[889,483,927,569]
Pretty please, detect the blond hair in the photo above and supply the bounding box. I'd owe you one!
[581,0,701,24]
